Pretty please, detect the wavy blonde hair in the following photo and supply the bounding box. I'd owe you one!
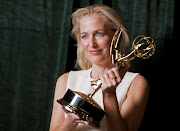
[71,4,129,70]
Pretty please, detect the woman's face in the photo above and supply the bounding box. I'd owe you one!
[79,14,114,67]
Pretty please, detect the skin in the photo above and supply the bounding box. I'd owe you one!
[50,14,149,131]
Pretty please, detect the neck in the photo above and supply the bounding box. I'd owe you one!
[91,64,114,80]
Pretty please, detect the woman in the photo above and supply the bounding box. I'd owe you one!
[50,5,149,131]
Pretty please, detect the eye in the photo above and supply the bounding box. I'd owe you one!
[81,34,88,39]
[96,32,104,37]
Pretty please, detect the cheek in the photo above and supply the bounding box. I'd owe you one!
[81,41,88,51]
[99,37,111,50]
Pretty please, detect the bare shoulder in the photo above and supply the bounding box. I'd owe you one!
[53,72,70,105]
[55,72,69,98]
[57,72,69,85]
[132,74,149,88]
[129,74,149,100]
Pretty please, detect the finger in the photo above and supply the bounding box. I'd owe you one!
[107,69,116,79]
[76,120,89,125]
[68,113,80,120]
[85,121,90,126]
[107,69,117,86]
[104,73,112,87]
[60,105,70,113]
[59,104,64,108]
[111,67,121,83]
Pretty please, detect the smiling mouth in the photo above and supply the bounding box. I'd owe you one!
[88,49,102,55]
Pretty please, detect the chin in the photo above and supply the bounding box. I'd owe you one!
[89,56,111,66]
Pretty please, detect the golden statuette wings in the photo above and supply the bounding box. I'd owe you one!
[110,26,156,68]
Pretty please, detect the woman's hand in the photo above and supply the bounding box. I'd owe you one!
[60,104,90,126]
[100,65,129,95]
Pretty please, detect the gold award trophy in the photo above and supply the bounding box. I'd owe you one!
[57,27,156,127]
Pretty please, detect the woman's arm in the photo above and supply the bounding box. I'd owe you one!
[101,67,149,131]
[49,73,70,130]
[50,73,80,131]
[50,73,89,131]
[103,92,128,131]
[120,75,149,131]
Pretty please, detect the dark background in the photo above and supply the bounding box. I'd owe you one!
[0,0,177,130]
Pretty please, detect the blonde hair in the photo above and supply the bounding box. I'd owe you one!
[71,4,129,70]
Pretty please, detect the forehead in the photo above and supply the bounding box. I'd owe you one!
[79,14,109,32]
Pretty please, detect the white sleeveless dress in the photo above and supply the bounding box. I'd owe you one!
[66,69,139,131]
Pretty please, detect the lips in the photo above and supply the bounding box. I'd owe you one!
[88,49,102,55]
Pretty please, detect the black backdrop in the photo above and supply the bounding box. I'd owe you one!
[0,0,177,130]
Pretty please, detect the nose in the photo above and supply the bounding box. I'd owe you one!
[89,35,97,48]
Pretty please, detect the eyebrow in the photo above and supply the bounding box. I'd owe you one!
[80,29,105,34]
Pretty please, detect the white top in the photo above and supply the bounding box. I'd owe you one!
[66,69,139,131]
